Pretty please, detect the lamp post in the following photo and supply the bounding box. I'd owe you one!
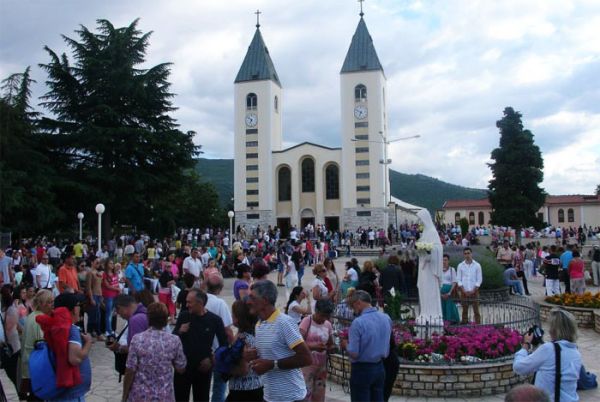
[227,210,235,247]
[95,203,105,252]
[351,133,420,204]
[77,212,84,240]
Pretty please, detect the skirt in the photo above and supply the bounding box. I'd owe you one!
[440,284,460,323]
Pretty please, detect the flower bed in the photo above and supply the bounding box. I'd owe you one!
[545,291,600,309]
[539,299,596,328]
[328,354,531,398]
[394,324,522,364]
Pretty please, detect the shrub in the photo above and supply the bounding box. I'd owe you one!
[445,245,504,290]
[459,217,469,237]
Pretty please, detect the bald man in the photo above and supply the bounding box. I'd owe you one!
[505,384,550,402]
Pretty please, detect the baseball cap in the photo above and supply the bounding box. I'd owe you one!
[54,293,85,310]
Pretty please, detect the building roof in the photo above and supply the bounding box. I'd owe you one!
[272,141,341,154]
[546,195,600,205]
[442,199,491,209]
[235,28,281,87]
[340,17,384,75]
[442,195,600,209]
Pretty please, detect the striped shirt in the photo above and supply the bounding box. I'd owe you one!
[255,309,307,402]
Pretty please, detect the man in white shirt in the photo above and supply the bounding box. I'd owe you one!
[200,247,211,268]
[47,243,62,268]
[183,248,203,283]
[457,247,482,324]
[36,254,53,289]
[204,275,234,402]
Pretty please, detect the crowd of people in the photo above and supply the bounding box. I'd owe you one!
[0,219,598,402]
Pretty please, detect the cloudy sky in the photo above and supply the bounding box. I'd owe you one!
[1,0,599,195]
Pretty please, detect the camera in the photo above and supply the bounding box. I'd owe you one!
[527,325,544,346]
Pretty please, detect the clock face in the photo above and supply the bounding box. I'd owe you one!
[354,105,368,120]
[245,113,258,127]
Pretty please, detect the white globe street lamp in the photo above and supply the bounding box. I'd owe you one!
[77,212,84,240]
[95,203,105,252]
[227,211,235,248]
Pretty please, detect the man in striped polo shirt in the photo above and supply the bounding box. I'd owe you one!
[246,280,312,402]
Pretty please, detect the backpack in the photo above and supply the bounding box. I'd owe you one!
[29,340,67,400]
[577,365,598,390]
[214,337,246,380]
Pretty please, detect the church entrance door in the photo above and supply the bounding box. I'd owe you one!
[324,216,339,232]
[301,217,315,230]
[277,218,291,239]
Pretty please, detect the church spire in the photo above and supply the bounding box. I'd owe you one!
[340,13,383,74]
[235,13,281,87]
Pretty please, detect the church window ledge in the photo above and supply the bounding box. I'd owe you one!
[247,190,259,195]
[355,160,369,166]
[246,165,258,171]
[357,198,371,205]
[354,134,368,140]
[246,129,258,134]
[246,141,258,147]
[356,186,370,192]
[355,147,369,153]
[246,153,258,159]
[356,172,370,179]
[247,202,259,208]
[246,177,258,183]
[355,122,368,128]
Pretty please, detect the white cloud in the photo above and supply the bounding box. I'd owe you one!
[1,0,599,195]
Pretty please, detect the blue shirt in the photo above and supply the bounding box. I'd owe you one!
[125,262,145,292]
[61,325,92,398]
[560,251,573,269]
[513,340,581,402]
[0,256,12,283]
[347,307,392,363]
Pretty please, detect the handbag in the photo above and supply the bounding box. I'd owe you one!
[113,324,129,382]
[0,312,13,369]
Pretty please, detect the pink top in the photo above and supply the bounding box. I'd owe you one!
[299,315,332,366]
[568,259,584,279]
[102,272,120,298]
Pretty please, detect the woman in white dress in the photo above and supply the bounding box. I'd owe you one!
[284,254,299,301]
[416,209,444,325]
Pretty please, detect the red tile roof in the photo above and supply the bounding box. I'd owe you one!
[442,195,600,209]
[442,199,491,209]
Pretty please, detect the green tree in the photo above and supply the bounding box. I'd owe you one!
[0,67,62,235]
[38,19,202,237]
[488,107,545,237]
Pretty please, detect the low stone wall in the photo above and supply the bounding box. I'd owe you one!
[595,310,600,334]
[328,354,530,398]
[539,300,596,328]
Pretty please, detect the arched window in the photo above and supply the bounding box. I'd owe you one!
[278,167,291,201]
[274,96,278,112]
[246,93,257,110]
[469,212,475,225]
[354,84,367,102]
[301,158,315,192]
[567,208,574,223]
[325,165,339,200]
[558,209,565,223]
[454,212,460,224]
[478,211,485,225]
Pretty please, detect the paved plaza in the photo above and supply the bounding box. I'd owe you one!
[2,255,599,401]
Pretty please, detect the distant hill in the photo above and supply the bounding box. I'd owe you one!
[195,158,487,212]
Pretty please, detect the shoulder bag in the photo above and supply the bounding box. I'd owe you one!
[113,324,129,382]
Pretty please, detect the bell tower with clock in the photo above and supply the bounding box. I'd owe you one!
[340,11,389,228]
[233,15,282,227]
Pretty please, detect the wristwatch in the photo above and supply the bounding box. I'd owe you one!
[273,360,279,370]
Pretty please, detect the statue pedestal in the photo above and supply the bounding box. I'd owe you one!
[414,315,444,339]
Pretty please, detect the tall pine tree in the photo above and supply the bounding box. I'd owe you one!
[488,107,546,235]
[37,19,213,236]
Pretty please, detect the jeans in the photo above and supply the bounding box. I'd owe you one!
[104,297,114,335]
[350,361,385,402]
[88,295,103,335]
[211,370,227,402]
[505,279,523,295]
[298,265,305,286]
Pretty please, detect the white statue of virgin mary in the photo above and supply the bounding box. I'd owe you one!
[415,209,444,334]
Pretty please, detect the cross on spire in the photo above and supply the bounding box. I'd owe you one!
[358,0,365,17]
[255,9,262,28]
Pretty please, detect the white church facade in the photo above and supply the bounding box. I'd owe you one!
[233,13,395,235]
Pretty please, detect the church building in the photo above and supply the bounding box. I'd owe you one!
[233,10,393,235]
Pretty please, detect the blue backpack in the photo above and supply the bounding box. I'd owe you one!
[29,340,66,400]
[214,337,246,380]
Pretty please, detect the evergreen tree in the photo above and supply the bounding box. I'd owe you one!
[488,107,545,234]
[0,68,62,235]
[37,19,204,236]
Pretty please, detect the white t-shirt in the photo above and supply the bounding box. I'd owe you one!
[287,300,303,324]
[311,278,328,312]
[206,293,233,350]
[347,267,359,282]
[36,263,52,288]
[183,256,202,278]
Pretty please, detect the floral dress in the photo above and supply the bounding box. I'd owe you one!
[126,328,187,402]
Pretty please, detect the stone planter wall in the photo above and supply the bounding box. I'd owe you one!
[328,354,530,398]
[539,300,596,328]
[595,310,600,334]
